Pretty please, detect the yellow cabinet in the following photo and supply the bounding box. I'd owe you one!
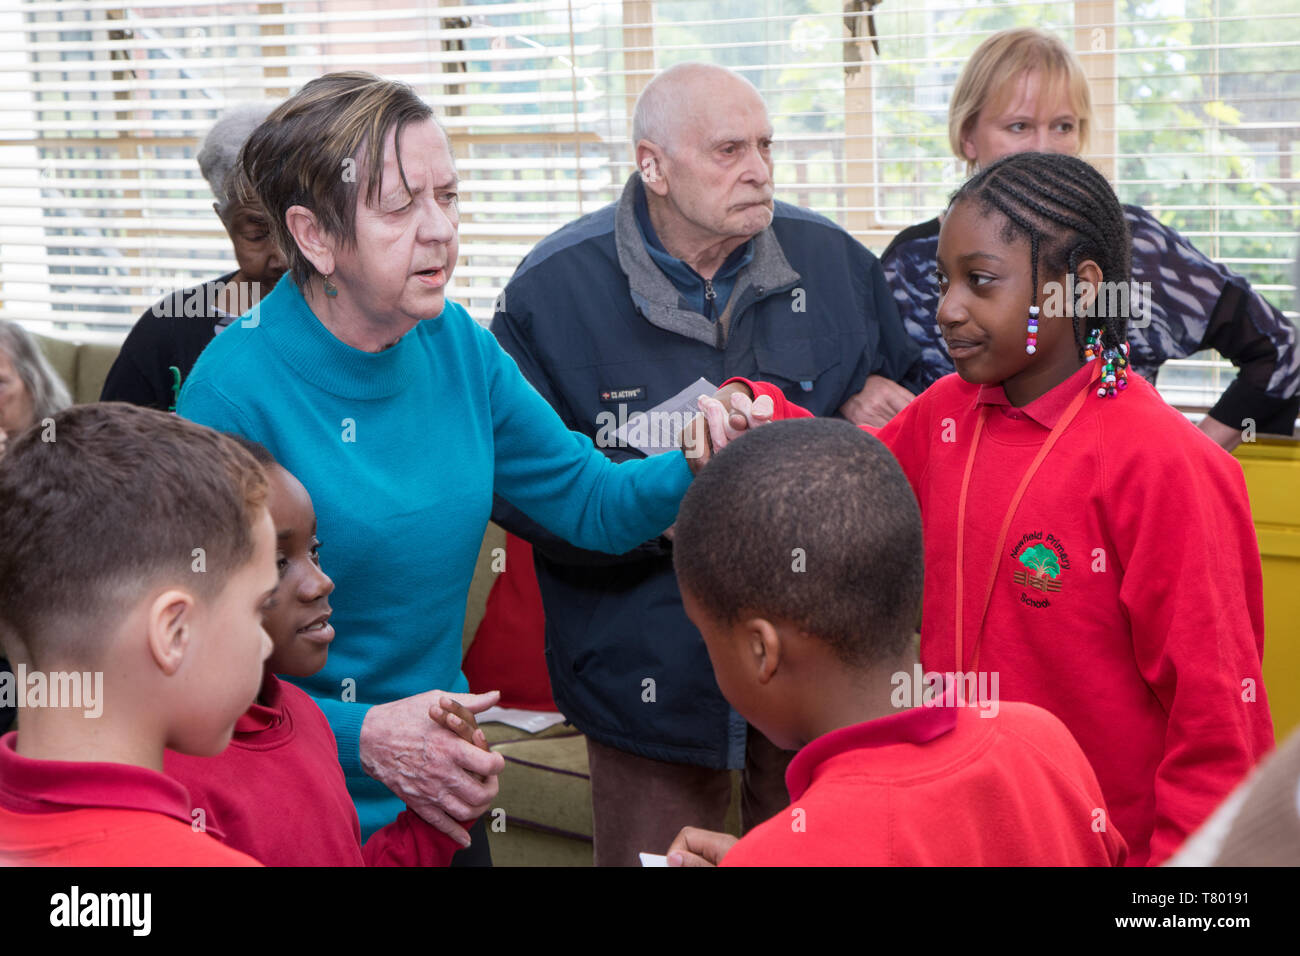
[1235,438,1300,739]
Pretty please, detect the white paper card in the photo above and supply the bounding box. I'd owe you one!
[639,852,668,867]
[613,377,718,457]
[477,706,567,735]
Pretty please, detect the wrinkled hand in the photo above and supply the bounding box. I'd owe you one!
[838,374,913,428]
[680,384,772,474]
[666,826,739,867]
[360,689,505,848]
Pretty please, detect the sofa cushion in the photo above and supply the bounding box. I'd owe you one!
[32,333,121,405]
[489,731,592,840]
[32,334,78,400]
[76,342,121,405]
[463,521,506,659]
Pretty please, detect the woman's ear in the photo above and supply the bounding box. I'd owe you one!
[1073,258,1104,318]
[960,118,980,165]
[146,589,196,677]
[284,205,334,277]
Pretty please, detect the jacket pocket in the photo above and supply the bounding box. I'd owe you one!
[753,336,843,393]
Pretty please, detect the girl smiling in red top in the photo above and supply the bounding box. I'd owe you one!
[164,441,485,866]
[713,151,1273,865]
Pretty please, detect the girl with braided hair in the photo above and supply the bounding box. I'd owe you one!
[710,149,1273,866]
[881,27,1298,451]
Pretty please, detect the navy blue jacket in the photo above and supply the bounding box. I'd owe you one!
[490,174,921,768]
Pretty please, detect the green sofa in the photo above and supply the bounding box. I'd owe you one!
[33,332,120,405]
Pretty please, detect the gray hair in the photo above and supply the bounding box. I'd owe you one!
[197,102,277,218]
[632,62,762,154]
[0,320,72,425]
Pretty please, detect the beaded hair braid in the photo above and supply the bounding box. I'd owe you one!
[949,152,1133,392]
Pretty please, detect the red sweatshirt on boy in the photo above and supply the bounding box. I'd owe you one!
[731,365,1273,865]
[164,673,460,866]
[722,700,1127,866]
[0,732,259,866]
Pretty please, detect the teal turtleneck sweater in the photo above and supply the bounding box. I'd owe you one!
[179,275,693,836]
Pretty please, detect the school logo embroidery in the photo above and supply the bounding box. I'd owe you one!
[1010,531,1072,609]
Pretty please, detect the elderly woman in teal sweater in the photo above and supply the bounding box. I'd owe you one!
[179,72,735,853]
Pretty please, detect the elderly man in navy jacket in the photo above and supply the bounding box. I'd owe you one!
[490,62,922,866]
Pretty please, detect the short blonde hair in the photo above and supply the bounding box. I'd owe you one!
[948,28,1093,173]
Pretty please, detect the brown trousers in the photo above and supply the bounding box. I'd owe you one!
[585,724,794,866]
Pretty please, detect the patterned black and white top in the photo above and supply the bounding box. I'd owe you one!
[881,205,1300,433]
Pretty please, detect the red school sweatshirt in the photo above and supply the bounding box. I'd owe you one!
[0,732,260,866]
[730,365,1273,865]
[163,673,461,866]
[722,700,1127,866]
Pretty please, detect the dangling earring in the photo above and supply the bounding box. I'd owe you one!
[1025,305,1039,354]
[1087,329,1129,397]
[323,272,339,298]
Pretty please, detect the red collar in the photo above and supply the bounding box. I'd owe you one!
[975,361,1096,429]
[785,704,959,801]
[237,672,286,737]
[0,732,202,829]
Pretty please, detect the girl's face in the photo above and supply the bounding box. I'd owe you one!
[935,198,1088,406]
[961,69,1081,169]
[261,464,335,678]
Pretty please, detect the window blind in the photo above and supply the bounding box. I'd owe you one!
[0,0,1294,413]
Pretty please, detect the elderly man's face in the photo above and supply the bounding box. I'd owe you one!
[659,77,775,241]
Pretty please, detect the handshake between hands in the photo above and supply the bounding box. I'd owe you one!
[681,382,773,474]
[361,688,505,850]
[364,386,776,854]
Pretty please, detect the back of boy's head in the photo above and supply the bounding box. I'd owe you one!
[0,403,269,668]
[673,418,923,669]
[951,151,1132,358]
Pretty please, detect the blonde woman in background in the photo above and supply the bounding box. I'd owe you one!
[881,28,1299,451]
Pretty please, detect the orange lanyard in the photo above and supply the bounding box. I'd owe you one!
[953,361,1100,672]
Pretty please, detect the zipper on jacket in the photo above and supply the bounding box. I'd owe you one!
[704,278,717,321]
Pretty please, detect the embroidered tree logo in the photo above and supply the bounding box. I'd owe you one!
[1019,544,1061,579]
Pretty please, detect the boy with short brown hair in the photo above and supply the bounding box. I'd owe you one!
[0,402,273,865]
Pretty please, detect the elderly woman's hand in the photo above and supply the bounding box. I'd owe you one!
[359,689,506,848]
